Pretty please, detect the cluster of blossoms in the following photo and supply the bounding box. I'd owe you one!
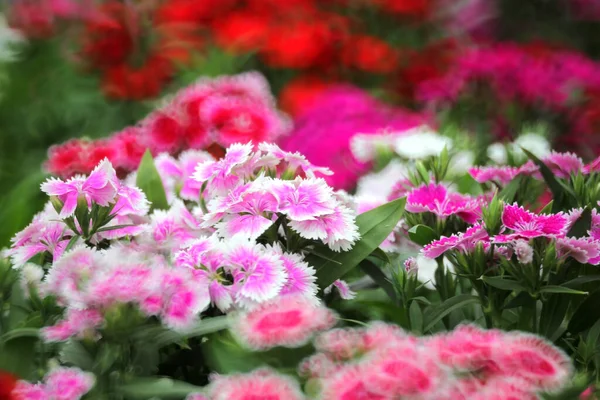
[414,42,600,153]
[419,203,600,265]
[12,367,95,400]
[10,142,360,341]
[182,321,572,399]
[45,72,290,178]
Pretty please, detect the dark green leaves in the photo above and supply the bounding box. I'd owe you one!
[310,198,406,289]
[136,150,169,211]
[423,294,480,332]
[408,225,438,247]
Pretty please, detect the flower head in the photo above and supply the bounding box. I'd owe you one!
[406,183,481,224]
[207,369,304,400]
[232,295,336,350]
[495,203,567,242]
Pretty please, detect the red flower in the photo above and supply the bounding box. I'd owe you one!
[342,35,399,74]
[45,139,117,178]
[279,75,335,117]
[110,127,148,172]
[154,0,237,25]
[9,0,55,38]
[0,370,18,400]
[211,11,272,53]
[260,18,339,69]
[101,54,173,100]
[82,1,137,68]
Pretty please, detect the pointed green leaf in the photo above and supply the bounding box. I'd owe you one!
[563,275,600,289]
[480,276,528,292]
[136,150,169,211]
[539,286,588,295]
[409,301,423,334]
[408,224,438,247]
[423,294,480,332]
[310,198,406,289]
[359,260,397,303]
[0,328,39,344]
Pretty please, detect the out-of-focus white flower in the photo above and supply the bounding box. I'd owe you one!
[355,160,408,199]
[350,132,396,163]
[0,14,25,62]
[449,150,474,175]
[394,126,453,160]
[487,142,507,164]
[414,255,454,289]
[513,133,551,160]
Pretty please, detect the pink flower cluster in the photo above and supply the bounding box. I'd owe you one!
[302,322,572,399]
[469,151,600,186]
[418,43,600,114]
[40,246,211,340]
[422,202,600,265]
[12,367,95,400]
[45,72,291,179]
[193,142,359,251]
[8,159,149,266]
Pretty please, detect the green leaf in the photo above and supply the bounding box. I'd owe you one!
[480,276,528,292]
[563,275,600,289]
[408,225,438,247]
[135,150,169,211]
[423,294,480,332]
[498,176,522,202]
[0,337,38,379]
[310,198,406,289]
[568,290,600,334]
[95,224,136,233]
[119,378,203,399]
[0,328,39,344]
[521,148,576,210]
[567,207,592,238]
[60,340,94,370]
[359,259,397,303]
[539,286,588,295]
[409,301,423,334]
[539,200,554,214]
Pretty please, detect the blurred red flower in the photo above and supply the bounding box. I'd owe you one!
[279,75,335,117]
[0,370,18,400]
[342,35,399,74]
[211,11,272,53]
[101,54,173,100]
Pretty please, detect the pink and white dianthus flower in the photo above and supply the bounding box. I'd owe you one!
[324,279,356,300]
[112,185,150,216]
[41,159,119,217]
[494,203,567,243]
[214,186,278,240]
[257,142,333,178]
[156,150,215,202]
[406,183,481,224]
[543,151,584,179]
[41,308,103,342]
[232,295,336,350]
[13,367,95,400]
[493,333,572,391]
[556,237,600,264]
[193,142,254,196]
[319,365,390,400]
[469,166,521,186]
[271,177,337,221]
[224,239,288,308]
[207,368,304,400]
[422,224,489,259]
[267,244,319,303]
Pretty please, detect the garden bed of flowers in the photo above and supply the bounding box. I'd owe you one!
[3,1,600,399]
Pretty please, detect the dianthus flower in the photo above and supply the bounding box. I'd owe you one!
[406,182,481,224]
[494,203,567,243]
[232,295,336,350]
[12,367,95,400]
[207,369,304,400]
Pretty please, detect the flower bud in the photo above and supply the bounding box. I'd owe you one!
[514,240,534,264]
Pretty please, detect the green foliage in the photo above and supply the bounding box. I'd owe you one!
[136,150,169,211]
